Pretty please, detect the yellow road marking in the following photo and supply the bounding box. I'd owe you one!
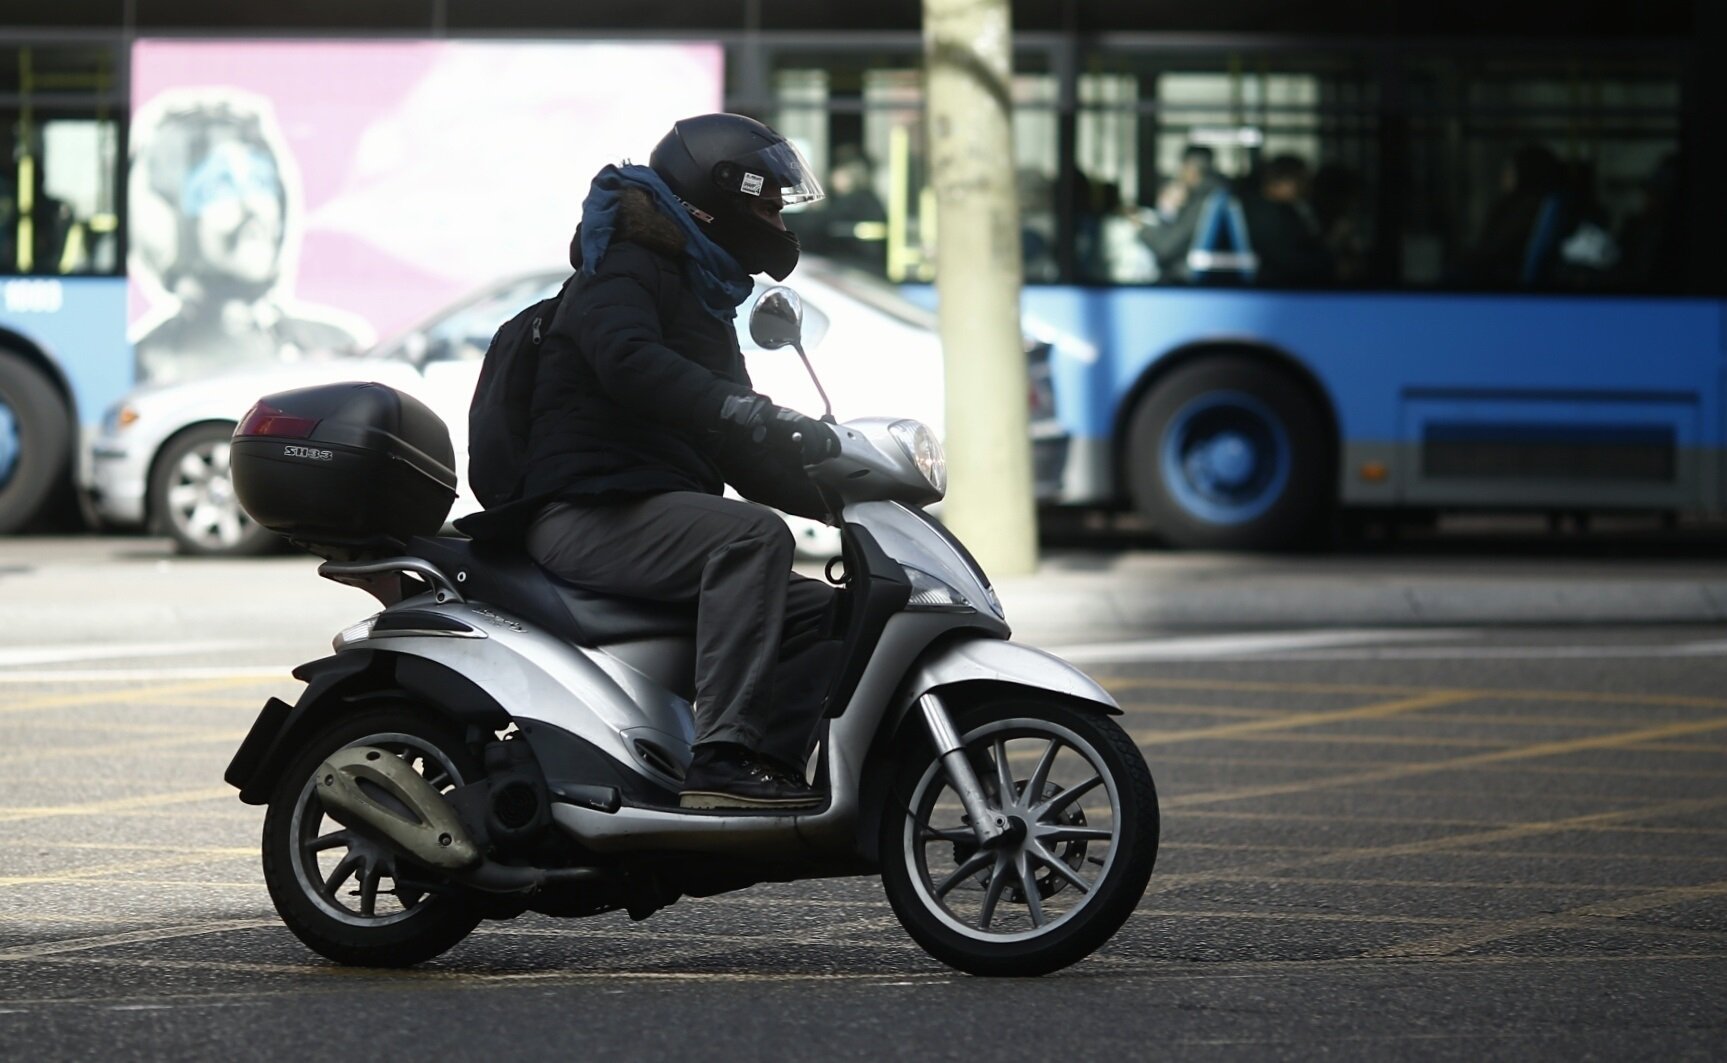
[21,842,254,856]
[1117,702,1287,720]
[4,947,1724,1002]
[1101,674,1727,711]
[1363,878,1727,959]
[1161,714,1727,810]
[0,852,235,888]
[1140,729,1520,751]
[0,786,232,825]
[0,678,262,717]
[1136,691,1477,746]
[0,731,248,766]
[1150,794,1727,890]
[1158,873,1635,895]
[1174,807,1727,837]
[0,919,277,961]
[1148,749,1727,782]
[1131,908,1476,927]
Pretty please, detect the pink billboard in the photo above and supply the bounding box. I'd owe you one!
[128,39,723,386]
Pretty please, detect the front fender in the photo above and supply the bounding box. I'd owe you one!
[906,637,1120,713]
[852,636,1121,865]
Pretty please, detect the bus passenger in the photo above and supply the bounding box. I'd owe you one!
[797,144,886,274]
[1615,153,1683,291]
[1241,154,1336,288]
[1459,144,1566,288]
[1137,144,1224,283]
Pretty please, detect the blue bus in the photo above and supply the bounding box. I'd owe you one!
[4,3,1723,550]
[0,40,128,531]
[754,1,1726,548]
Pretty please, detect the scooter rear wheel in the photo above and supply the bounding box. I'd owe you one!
[880,696,1159,977]
[261,706,483,967]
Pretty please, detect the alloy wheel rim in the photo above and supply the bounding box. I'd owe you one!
[287,732,463,928]
[164,438,256,548]
[903,718,1122,943]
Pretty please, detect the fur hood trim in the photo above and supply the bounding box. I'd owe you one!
[614,186,688,257]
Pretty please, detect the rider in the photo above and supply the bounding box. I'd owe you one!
[520,114,841,810]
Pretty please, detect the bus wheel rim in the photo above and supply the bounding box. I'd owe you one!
[0,399,19,488]
[1159,389,1292,525]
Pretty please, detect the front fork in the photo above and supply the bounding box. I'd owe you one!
[917,692,1012,846]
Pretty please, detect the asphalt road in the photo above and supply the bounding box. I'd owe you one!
[1,536,1724,1060]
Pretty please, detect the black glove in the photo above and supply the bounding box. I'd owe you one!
[719,394,840,465]
[765,406,840,465]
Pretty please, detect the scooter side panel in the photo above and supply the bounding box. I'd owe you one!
[552,611,981,857]
[349,600,695,792]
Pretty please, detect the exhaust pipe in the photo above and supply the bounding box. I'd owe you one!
[315,746,609,894]
[316,746,481,871]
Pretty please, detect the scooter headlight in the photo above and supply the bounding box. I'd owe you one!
[888,419,947,496]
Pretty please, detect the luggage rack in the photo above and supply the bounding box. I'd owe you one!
[319,556,464,607]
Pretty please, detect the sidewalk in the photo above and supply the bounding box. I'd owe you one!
[996,550,1727,643]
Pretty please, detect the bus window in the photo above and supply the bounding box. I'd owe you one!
[1403,53,1686,292]
[0,44,121,277]
[759,45,1059,283]
[1074,49,1378,288]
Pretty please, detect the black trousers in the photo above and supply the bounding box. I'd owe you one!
[526,493,838,770]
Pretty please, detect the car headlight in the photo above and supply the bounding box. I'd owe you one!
[888,419,946,496]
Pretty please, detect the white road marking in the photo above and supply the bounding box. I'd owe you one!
[0,667,289,683]
[1257,640,1727,662]
[0,641,264,667]
[1052,629,1477,664]
[1052,630,1727,664]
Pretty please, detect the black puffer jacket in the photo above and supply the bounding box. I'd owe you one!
[519,188,824,519]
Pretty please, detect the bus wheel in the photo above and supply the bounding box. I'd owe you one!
[0,352,73,535]
[1128,356,1331,550]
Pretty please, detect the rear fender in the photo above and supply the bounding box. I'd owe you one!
[226,649,511,805]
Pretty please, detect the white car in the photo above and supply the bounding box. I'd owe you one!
[84,259,1018,557]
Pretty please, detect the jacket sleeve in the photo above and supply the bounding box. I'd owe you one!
[560,243,751,428]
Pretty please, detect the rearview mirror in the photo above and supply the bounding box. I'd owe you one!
[749,287,804,352]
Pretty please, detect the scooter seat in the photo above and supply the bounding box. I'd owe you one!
[405,536,695,646]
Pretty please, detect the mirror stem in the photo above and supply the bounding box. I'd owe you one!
[794,342,836,423]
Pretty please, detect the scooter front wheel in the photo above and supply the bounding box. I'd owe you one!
[880,696,1159,977]
[261,705,484,967]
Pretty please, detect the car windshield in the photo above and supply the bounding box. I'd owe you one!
[799,259,937,331]
[370,273,566,365]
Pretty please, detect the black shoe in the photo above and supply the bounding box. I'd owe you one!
[679,745,823,810]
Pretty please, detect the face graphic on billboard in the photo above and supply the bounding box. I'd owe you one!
[127,40,725,389]
[128,91,368,386]
[183,141,285,286]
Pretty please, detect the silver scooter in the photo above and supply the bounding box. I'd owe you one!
[225,288,1159,977]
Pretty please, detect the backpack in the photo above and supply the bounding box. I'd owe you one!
[466,278,571,510]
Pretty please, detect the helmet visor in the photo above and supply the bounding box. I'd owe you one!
[715,140,826,206]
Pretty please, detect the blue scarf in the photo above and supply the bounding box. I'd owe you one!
[578,164,753,321]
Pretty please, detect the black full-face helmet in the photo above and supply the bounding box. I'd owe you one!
[650,113,825,280]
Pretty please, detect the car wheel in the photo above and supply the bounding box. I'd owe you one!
[150,423,283,556]
[1127,356,1332,550]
